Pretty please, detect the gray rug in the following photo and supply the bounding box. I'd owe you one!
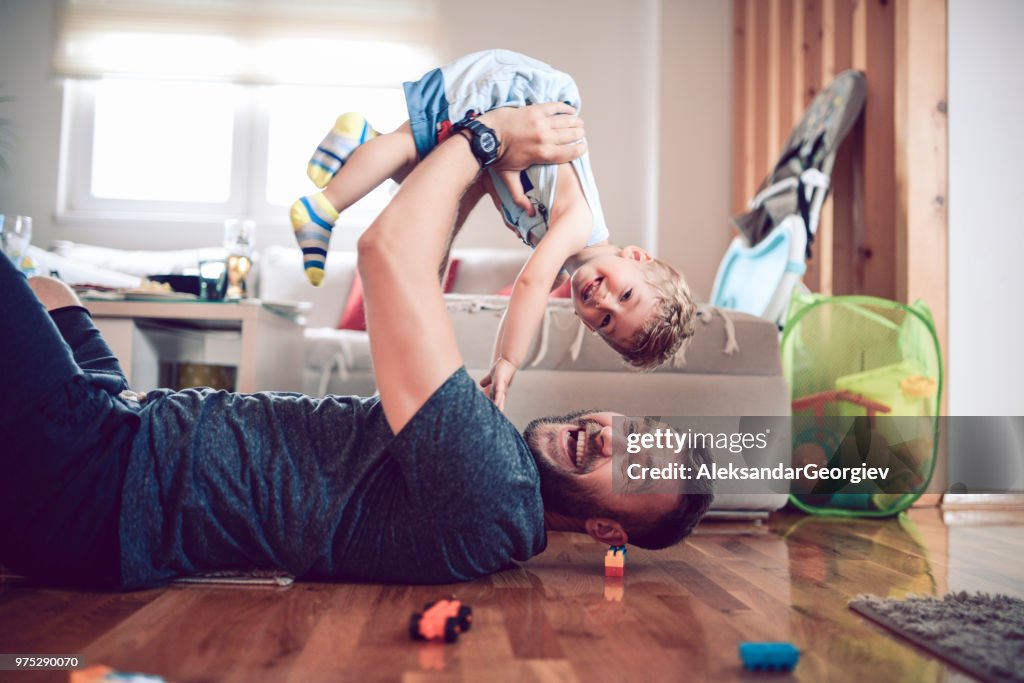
[849,592,1024,683]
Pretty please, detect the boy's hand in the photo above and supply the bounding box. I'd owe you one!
[479,357,518,411]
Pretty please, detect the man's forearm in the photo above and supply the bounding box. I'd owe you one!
[356,135,481,433]
[360,135,480,277]
[439,174,489,284]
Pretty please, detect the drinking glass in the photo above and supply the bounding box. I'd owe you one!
[0,214,32,271]
[199,257,228,301]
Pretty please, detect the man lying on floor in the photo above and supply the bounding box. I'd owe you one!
[0,104,712,589]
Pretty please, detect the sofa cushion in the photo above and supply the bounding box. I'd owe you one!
[336,273,367,331]
[448,248,528,294]
[443,296,783,377]
[306,327,373,373]
[337,259,462,331]
[30,246,142,289]
[496,278,572,298]
[50,240,229,277]
[259,245,528,329]
[259,246,358,329]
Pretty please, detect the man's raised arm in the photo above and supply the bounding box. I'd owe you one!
[357,103,586,433]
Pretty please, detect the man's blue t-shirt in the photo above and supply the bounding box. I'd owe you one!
[119,368,546,588]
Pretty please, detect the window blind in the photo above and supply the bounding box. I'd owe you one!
[52,0,440,86]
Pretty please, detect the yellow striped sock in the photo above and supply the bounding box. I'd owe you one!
[306,112,379,188]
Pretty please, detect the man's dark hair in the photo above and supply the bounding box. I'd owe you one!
[617,488,715,549]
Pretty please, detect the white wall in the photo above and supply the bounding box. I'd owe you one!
[948,0,1024,415]
[432,0,663,255]
[657,0,733,302]
[0,0,733,300]
[0,0,63,241]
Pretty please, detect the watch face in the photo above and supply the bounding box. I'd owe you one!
[479,132,497,154]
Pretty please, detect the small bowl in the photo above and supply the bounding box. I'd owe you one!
[146,274,201,296]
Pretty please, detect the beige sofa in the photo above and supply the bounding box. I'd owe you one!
[259,245,535,398]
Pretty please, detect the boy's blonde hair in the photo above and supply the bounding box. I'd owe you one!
[614,259,697,370]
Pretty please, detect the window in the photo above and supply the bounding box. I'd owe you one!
[61,78,410,232]
[53,0,439,242]
[91,80,237,203]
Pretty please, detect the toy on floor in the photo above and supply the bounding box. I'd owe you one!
[739,642,800,672]
[604,545,626,577]
[409,598,473,643]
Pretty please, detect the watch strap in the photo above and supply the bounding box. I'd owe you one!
[452,116,499,168]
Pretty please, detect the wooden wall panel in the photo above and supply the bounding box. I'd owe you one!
[800,0,827,292]
[853,0,897,297]
[732,1,750,215]
[731,0,948,338]
[775,0,794,151]
[829,0,857,296]
[895,0,949,412]
[753,1,771,196]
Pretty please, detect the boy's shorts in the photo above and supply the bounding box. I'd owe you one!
[403,50,609,249]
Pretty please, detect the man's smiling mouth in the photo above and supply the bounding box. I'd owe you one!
[581,277,603,304]
[564,427,587,469]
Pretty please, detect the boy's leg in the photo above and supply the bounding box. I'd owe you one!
[291,121,417,286]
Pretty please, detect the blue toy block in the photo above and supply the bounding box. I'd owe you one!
[738,642,800,672]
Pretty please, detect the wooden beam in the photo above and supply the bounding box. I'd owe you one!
[807,0,836,294]
[776,0,795,148]
[753,0,771,198]
[734,0,758,215]
[851,0,897,298]
[796,0,824,290]
[800,0,823,107]
[895,0,949,412]
[830,0,858,295]
[732,0,747,215]
[768,0,781,162]
[791,0,806,135]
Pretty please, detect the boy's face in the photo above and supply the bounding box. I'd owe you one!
[570,247,661,350]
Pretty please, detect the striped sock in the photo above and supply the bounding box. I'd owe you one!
[307,112,378,189]
[290,192,340,286]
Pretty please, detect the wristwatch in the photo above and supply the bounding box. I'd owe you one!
[451,116,499,168]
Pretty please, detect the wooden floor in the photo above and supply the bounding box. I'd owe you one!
[2,508,1022,683]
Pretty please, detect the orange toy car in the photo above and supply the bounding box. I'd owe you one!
[409,599,473,643]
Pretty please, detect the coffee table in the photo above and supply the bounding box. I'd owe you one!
[82,298,306,393]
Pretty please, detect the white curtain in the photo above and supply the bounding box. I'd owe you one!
[52,0,440,86]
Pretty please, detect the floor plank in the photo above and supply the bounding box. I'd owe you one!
[1,509,1021,682]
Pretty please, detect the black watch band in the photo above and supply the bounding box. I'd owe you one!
[452,117,499,168]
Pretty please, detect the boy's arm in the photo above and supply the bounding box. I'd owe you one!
[483,164,593,409]
[358,103,586,433]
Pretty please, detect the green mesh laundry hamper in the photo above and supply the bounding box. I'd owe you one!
[781,293,943,517]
